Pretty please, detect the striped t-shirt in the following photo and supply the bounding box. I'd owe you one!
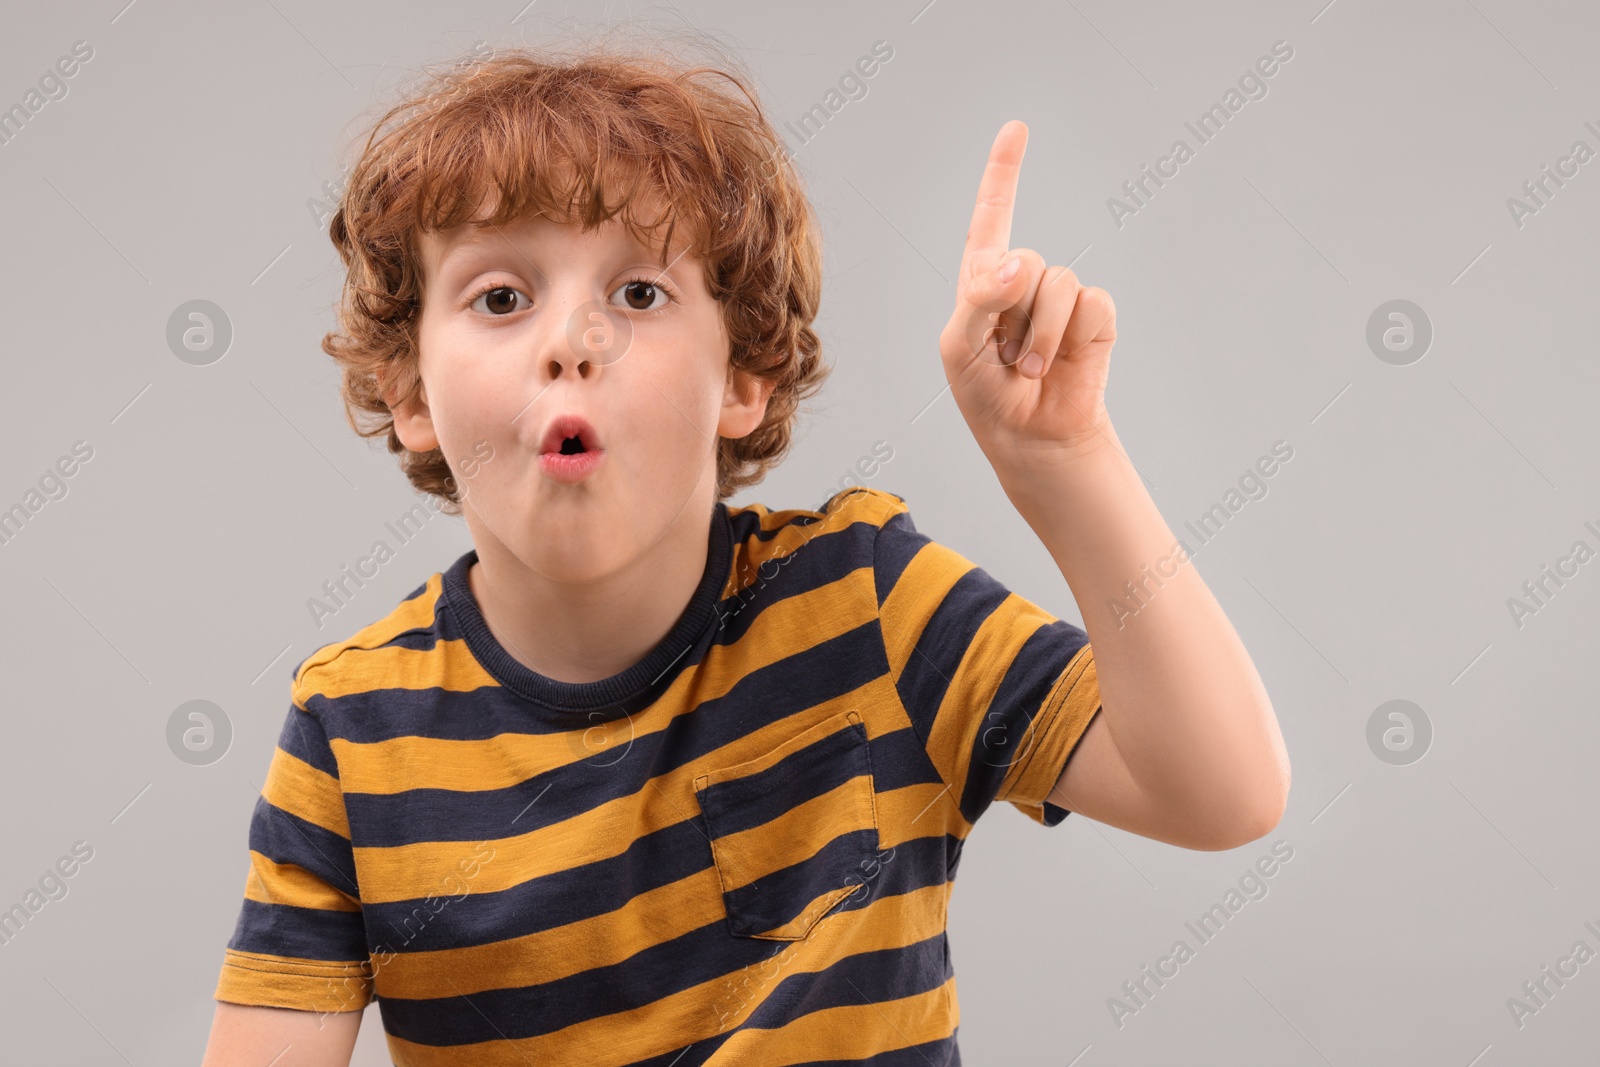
[215,486,1101,1065]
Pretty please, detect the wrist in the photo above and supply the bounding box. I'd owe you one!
[991,417,1124,489]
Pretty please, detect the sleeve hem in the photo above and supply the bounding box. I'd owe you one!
[214,948,373,1013]
[998,643,1101,819]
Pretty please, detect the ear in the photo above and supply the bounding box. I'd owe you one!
[718,364,776,440]
[385,371,440,453]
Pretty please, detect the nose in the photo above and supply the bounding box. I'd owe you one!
[544,299,630,382]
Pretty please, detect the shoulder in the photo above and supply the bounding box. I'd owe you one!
[731,485,911,534]
[818,485,910,527]
[722,486,912,567]
[290,568,449,711]
[712,487,916,617]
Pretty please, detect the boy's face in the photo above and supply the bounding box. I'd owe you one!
[397,199,772,583]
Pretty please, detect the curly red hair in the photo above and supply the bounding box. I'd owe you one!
[321,33,829,510]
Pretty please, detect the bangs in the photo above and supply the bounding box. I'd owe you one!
[409,128,698,267]
[361,50,758,271]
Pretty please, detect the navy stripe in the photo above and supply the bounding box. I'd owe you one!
[379,931,951,1050]
[617,933,957,1066]
[227,898,367,962]
[872,501,1089,830]
[246,797,360,898]
[308,573,871,745]
[871,508,920,609]
[364,813,953,961]
[340,622,887,848]
[861,724,944,795]
[785,1039,959,1067]
[696,717,871,837]
[376,919,746,1044]
[741,932,949,1030]
[622,1030,957,1067]
[385,627,445,653]
[718,828,881,937]
[362,818,711,950]
[892,566,1008,766]
[956,618,1089,824]
[274,706,340,779]
[714,517,878,640]
[303,520,874,746]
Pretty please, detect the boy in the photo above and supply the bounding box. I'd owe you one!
[203,42,1288,1067]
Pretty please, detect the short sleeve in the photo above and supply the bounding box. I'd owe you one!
[214,699,373,1013]
[872,498,1101,830]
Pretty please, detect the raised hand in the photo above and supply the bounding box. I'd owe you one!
[937,120,1118,468]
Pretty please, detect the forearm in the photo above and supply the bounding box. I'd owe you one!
[995,422,1289,826]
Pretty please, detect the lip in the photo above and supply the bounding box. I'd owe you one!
[538,448,605,483]
[537,413,605,484]
[539,414,603,456]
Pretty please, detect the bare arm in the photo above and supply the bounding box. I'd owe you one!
[200,1002,362,1067]
[937,121,1289,850]
[1035,423,1289,849]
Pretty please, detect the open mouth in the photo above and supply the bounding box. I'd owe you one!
[538,414,605,483]
[539,414,602,457]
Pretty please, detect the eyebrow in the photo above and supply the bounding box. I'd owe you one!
[435,224,502,260]
[434,220,685,276]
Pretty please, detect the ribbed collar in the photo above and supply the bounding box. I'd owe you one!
[441,501,731,713]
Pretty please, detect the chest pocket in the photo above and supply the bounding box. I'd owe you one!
[694,709,880,941]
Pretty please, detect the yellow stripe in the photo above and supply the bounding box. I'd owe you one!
[877,531,968,683]
[244,853,360,911]
[300,638,497,705]
[882,531,1087,832]
[355,674,956,904]
[715,979,953,1064]
[349,697,861,902]
[874,778,957,842]
[262,745,349,839]
[722,491,893,603]
[369,778,955,1002]
[924,589,1052,811]
[377,881,951,1066]
[997,643,1100,812]
[214,948,372,1013]
[696,709,860,785]
[373,867,726,999]
[293,573,444,706]
[704,775,875,892]
[329,569,874,795]
[366,777,947,1004]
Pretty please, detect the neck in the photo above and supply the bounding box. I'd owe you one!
[465,486,718,686]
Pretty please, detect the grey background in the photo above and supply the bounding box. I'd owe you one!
[1,0,1596,1063]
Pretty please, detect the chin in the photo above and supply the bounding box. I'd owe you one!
[519,519,629,585]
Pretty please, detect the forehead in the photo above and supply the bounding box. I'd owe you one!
[421,183,695,266]
[421,222,709,295]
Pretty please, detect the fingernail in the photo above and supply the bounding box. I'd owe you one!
[998,255,1020,282]
[1019,351,1043,377]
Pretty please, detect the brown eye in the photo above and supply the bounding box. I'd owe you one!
[612,279,670,312]
[470,285,527,315]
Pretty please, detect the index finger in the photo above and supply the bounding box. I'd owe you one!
[961,119,1028,283]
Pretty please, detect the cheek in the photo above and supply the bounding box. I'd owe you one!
[427,378,523,486]
[640,357,725,445]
